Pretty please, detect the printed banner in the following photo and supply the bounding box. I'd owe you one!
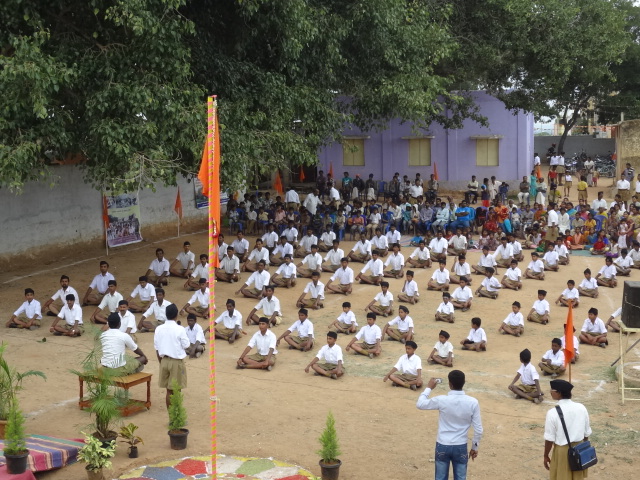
[194,178,228,209]
[104,193,143,247]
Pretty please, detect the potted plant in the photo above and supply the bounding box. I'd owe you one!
[317,411,342,480]
[0,342,46,438]
[3,399,30,474]
[119,423,143,458]
[167,380,189,450]
[77,432,116,480]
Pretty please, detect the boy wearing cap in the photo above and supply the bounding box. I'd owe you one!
[577,268,598,298]
[595,256,617,288]
[346,312,382,358]
[501,260,522,290]
[428,260,451,291]
[398,270,420,304]
[472,246,498,275]
[365,281,394,317]
[435,293,455,323]
[427,331,454,367]
[383,341,423,389]
[579,308,608,347]
[277,308,315,352]
[450,277,473,312]
[460,317,487,351]
[509,348,543,403]
[555,280,580,308]
[499,302,524,336]
[237,317,277,371]
[382,305,415,343]
[475,267,501,299]
[527,290,550,324]
[305,331,344,379]
[538,338,566,376]
[524,252,545,280]
[325,257,354,295]
[328,302,358,334]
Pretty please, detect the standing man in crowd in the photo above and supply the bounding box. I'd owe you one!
[154,304,190,408]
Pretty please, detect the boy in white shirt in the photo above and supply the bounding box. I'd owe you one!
[349,233,373,263]
[554,237,570,265]
[365,281,394,317]
[213,299,243,344]
[181,278,210,319]
[371,228,389,257]
[450,255,472,285]
[509,349,543,403]
[428,230,448,263]
[90,280,123,325]
[243,239,270,272]
[277,308,315,352]
[7,288,42,329]
[501,259,522,290]
[366,208,382,239]
[145,248,170,287]
[322,240,345,272]
[595,256,617,288]
[185,254,209,290]
[295,228,318,258]
[127,276,156,313]
[542,243,559,271]
[325,257,354,295]
[236,260,270,299]
[428,260,450,291]
[216,247,240,283]
[579,307,608,347]
[356,249,384,285]
[447,229,467,257]
[450,277,473,312]
[237,317,277,371]
[138,289,173,332]
[383,243,405,279]
[170,241,195,278]
[270,254,297,288]
[528,290,550,324]
[555,280,580,308]
[43,275,79,316]
[493,237,514,268]
[262,223,280,252]
[427,330,453,367]
[577,268,598,298]
[538,338,566,376]
[50,294,84,336]
[185,314,206,358]
[614,248,633,276]
[296,244,323,278]
[318,225,337,253]
[407,239,432,269]
[434,293,455,323]
[383,341,423,389]
[472,246,498,275]
[629,240,640,267]
[346,312,382,358]
[475,267,501,299]
[524,252,545,280]
[508,233,525,262]
[499,301,524,336]
[398,270,420,304]
[460,317,487,351]
[296,271,325,309]
[112,300,137,338]
[270,236,295,266]
[382,305,415,342]
[246,285,282,327]
[305,331,344,379]
[328,302,358,334]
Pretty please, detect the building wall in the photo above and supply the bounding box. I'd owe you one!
[0,166,206,268]
[317,91,534,189]
[533,135,615,160]
[616,120,640,174]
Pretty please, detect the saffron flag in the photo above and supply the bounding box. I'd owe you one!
[299,165,306,182]
[433,161,440,181]
[564,300,575,365]
[328,161,334,179]
[274,171,284,195]
[198,141,210,197]
[174,188,183,220]
[102,195,109,228]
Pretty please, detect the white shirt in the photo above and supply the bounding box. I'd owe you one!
[154,320,190,359]
[220,255,240,274]
[579,277,598,290]
[384,252,405,270]
[371,235,389,250]
[527,259,544,273]
[58,303,83,325]
[325,248,344,266]
[51,286,80,304]
[478,254,497,268]
[320,231,336,247]
[13,299,42,319]
[245,270,271,290]
[503,312,524,327]
[361,258,384,276]
[453,262,471,276]
[283,228,299,243]
[436,302,455,315]
[517,363,539,386]
[394,353,422,375]
[547,210,558,227]
[449,235,467,250]
[581,317,607,334]
[505,267,522,281]
[302,252,323,270]
[550,155,558,166]
[149,258,170,276]
[262,231,279,248]
[561,287,579,300]
[231,238,250,254]
[331,266,354,284]
[329,187,340,201]
[355,324,382,344]
[388,315,414,332]
[511,240,523,255]
[274,262,296,279]
[254,296,282,316]
[316,344,344,365]
[191,262,210,280]
[337,311,357,326]
[467,327,487,343]
[615,255,634,268]
[303,193,320,215]
[480,276,501,292]
[542,349,565,366]
[629,248,640,262]
[304,281,325,300]
[416,389,483,449]
[98,291,124,313]
[248,247,270,265]
[248,329,278,355]
[215,310,243,329]
[429,238,448,254]
[532,299,550,315]
[176,251,195,269]
[591,198,608,210]
[285,189,300,203]
[374,291,394,306]
[130,283,156,301]
[452,286,472,302]
[300,234,319,253]
[386,230,402,245]
[617,179,631,190]
[543,251,559,265]
[352,239,372,255]
[403,279,419,297]
[218,242,228,261]
[561,335,580,355]
[410,247,431,260]
[431,268,450,284]
[598,264,617,279]
[494,244,513,260]
[554,244,569,258]
[433,341,454,358]
[143,300,173,322]
[288,319,314,338]
[118,311,137,334]
[89,272,116,294]
[188,288,210,307]
[544,399,592,445]
[185,323,206,345]
[369,212,382,225]
[274,242,294,258]
[100,329,138,368]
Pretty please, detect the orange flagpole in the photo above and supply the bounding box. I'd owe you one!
[564,300,575,383]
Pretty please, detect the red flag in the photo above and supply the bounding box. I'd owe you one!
[328,161,334,179]
[174,188,183,220]
[433,161,440,181]
[102,195,109,229]
[274,171,284,195]
[198,141,210,197]
[299,166,306,182]
[564,301,575,366]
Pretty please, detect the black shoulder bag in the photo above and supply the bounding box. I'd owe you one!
[555,406,597,471]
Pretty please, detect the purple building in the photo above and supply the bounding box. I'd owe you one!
[317,91,534,190]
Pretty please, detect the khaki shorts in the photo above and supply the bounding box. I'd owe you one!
[291,335,313,344]
[135,300,151,310]
[519,383,537,393]
[528,312,546,323]
[388,327,410,339]
[358,342,377,351]
[337,321,355,330]
[12,314,42,327]
[556,165,565,174]
[194,305,209,315]
[61,323,85,334]
[317,362,341,371]
[247,353,276,364]
[215,326,240,339]
[395,373,417,382]
[159,357,187,389]
[100,360,144,377]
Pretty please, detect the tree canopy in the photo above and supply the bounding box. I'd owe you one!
[0,0,636,192]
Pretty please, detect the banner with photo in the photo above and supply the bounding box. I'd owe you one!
[104,193,143,247]
[194,177,229,209]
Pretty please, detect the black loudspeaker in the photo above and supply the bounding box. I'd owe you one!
[622,281,640,328]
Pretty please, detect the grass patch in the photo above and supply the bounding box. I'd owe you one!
[590,422,640,446]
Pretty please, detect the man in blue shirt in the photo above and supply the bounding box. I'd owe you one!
[450,201,473,231]
[417,370,483,480]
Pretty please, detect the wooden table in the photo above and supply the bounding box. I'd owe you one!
[78,372,152,416]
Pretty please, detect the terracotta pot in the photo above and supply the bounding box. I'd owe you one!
[5,450,29,475]
[319,459,342,480]
[168,428,189,450]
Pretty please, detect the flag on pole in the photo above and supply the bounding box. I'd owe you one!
[102,195,109,228]
[274,171,284,195]
[199,97,221,268]
[433,161,440,181]
[198,142,210,197]
[328,161,334,178]
[564,301,575,365]
[299,165,306,182]
[174,188,183,221]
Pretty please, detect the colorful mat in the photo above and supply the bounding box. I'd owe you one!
[0,435,84,472]
[119,455,316,480]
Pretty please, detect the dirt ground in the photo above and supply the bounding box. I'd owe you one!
[2,179,640,480]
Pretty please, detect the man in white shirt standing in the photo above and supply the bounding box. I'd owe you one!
[285,186,301,210]
[237,317,277,371]
[384,341,422,389]
[416,370,483,480]
[305,331,344,379]
[170,241,195,278]
[617,172,631,205]
[100,313,148,375]
[154,304,190,407]
[303,189,321,216]
[546,203,559,243]
[145,248,171,287]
